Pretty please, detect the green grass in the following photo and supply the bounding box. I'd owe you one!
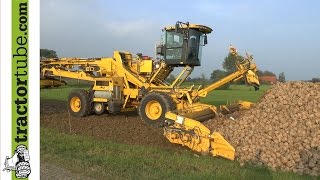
[41,128,312,180]
[201,84,270,106]
[41,84,91,101]
[41,83,269,104]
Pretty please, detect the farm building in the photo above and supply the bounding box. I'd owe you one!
[259,75,277,84]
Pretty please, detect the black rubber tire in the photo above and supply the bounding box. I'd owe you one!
[67,89,90,117]
[93,102,106,115]
[88,89,95,115]
[138,92,176,127]
[15,161,31,178]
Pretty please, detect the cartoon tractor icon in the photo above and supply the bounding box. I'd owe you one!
[3,145,31,178]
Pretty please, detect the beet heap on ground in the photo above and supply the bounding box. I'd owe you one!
[205,82,320,176]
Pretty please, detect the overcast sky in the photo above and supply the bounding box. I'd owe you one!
[41,0,320,80]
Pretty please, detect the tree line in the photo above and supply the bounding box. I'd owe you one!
[40,49,58,58]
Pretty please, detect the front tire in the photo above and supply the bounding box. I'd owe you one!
[93,102,105,115]
[67,89,90,117]
[138,92,175,127]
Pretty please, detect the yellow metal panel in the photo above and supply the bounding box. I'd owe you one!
[139,60,153,73]
[93,98,108,102]
[94,58,113,74]
[238,101,254,109]
[104,59,112,72]
[164,111,235,160]
[211,132,235,160]
[123,89,139,98]
[93,85,112,91]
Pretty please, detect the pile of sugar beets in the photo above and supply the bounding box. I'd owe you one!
[205,82,320,176]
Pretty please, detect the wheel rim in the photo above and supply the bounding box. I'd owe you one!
[94,103,103,112]
[145,100,162,120]
[70,97,81,112]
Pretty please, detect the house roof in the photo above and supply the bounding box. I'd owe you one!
[259,76,277,83]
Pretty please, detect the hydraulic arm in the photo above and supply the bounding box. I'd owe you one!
[196,46,260,98]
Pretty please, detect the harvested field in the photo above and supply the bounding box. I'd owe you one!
[205,82,320,176]
[41,100,178,150]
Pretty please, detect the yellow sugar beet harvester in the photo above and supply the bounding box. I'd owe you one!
[41,21,260,160]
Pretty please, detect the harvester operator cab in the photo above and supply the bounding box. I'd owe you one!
[157,21,212,66]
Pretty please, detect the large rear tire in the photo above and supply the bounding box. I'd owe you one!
[67,89,90,117]
[138,92,176,127]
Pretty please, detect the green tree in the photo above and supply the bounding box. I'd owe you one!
[210,69,230,89]
[222,53,244,73]
[263,70,275,76]
[256,70,263,77]
[200,73,207,87]
[40,49,58,58]
[200,73,206,81]
[210,69,226,82]
[256,70,276,77]
[278,72,285,82]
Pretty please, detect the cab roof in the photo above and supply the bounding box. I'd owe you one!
[164,24,213,34]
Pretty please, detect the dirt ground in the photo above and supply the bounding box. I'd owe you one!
[40,99,178,150]
[41,99,183,179]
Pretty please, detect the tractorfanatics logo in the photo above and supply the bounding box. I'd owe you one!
[3,145,31,178]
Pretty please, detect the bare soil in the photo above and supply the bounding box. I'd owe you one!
[40,99,178,150]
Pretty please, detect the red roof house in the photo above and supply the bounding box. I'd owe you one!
[259,76,277,84]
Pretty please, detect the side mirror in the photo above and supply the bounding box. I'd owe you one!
[204,34,208,45]
[175,22,179,33]
[156,45,165,56]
